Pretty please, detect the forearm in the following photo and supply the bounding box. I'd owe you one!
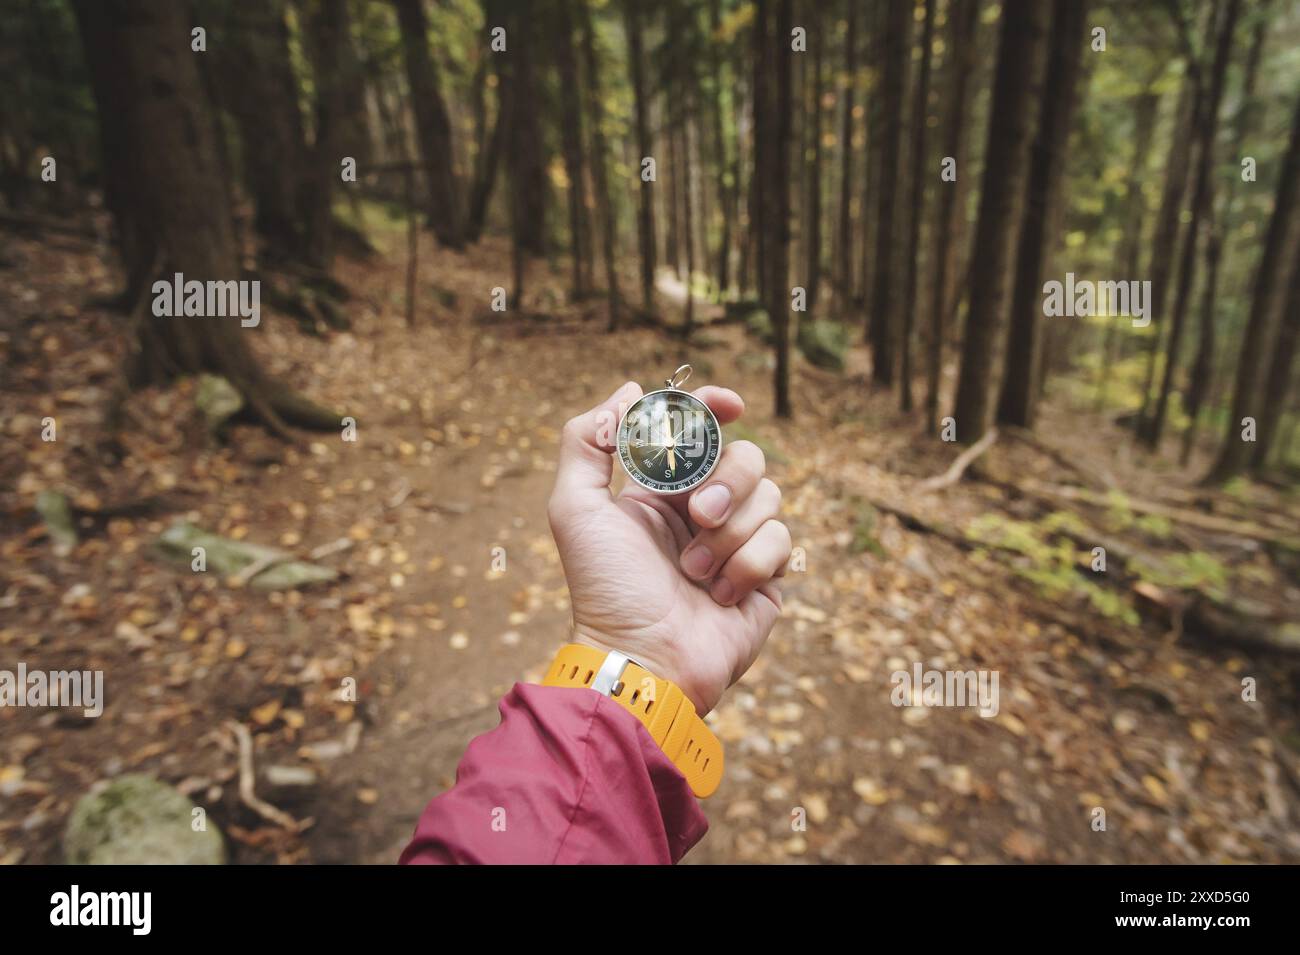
[399,682,708,865]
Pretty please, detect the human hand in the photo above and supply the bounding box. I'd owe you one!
[547,381,791,714]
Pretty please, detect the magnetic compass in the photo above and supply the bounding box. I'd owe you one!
[616,364,722,494]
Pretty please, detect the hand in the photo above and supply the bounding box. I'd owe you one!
[547,382,791,714]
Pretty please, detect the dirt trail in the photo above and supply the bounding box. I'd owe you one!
[2,230,1297,865]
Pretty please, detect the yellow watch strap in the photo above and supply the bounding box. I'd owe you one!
[541,643,724,798]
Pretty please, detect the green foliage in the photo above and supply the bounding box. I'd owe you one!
[847,500,886,558]
[722,421,785,465]
[965,513,1140,625]
[1132,551,1231,600]
[797,319,849,372]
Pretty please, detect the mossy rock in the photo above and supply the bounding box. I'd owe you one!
[195,374,244,432]
[797,319,849,372]
[64,774,225,865]
[154,521,337,590]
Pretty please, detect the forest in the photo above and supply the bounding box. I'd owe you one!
[1,0,1298,865]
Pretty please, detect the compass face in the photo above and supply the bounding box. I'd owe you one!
[617,389,722,494]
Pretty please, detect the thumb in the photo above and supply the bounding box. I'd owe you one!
[552,381,643,508]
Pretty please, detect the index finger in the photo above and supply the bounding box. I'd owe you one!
[691,386,744,426]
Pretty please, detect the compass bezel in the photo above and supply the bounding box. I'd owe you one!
[616,388,723,495]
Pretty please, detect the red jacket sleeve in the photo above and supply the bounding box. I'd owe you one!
[399,683,709,864]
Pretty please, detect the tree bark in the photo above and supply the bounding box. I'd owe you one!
[949,0,1049,443]
[995,0,1090,429]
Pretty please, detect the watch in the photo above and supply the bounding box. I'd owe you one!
[541,643,724,798]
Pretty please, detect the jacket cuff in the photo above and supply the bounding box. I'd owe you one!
[400,682,708,864]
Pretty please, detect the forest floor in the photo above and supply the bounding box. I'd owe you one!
[2,219,1299,864]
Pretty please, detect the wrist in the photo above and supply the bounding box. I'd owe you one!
[570,626,702,712]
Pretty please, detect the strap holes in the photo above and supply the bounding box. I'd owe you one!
[630,690,640,704]
[687,739,694,751]
[584,669,593,684]
[568,665,579,680]
[702,758,710,771]
[693,748,700,762]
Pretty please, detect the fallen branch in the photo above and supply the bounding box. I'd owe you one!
[918,428,999,493]
[863,493,1300,656]
[225,721,313,833]
[1021,479,1300,549]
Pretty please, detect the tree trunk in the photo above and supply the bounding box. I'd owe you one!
[578,1,621,331]
[995,0,1090,429]
[867,0,910,387]
[755,0,793,417]
[859,0,886,320]
[804,1,825,312]
[949,0,1049,444]
[1095,88,1159,412]
[1135,61,1200,428]
[899,0,936,413]
[392,0,463,249]
[1207,92,1300,481]
[623,0,657,311]
[301,0,350,275]
[1143,0,1240,450]
[1182,10,1266,464]
[750,5,769,308]
[466,7,508,244]
[554,0,588,301]
[72,0,338,434]
[1250,242,1298,469]
[211,0,310,262]
[924,0,980,433]
[835,1,857,308]
[708,0,736,297]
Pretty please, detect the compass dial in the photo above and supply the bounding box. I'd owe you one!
[617,389,722,494]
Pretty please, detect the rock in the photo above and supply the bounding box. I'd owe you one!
[194,374,244,433]
[797,319,849,372]
[35,490,77,556]
[64,774,225,864]
[264,765,318,789]
[153,521,338,590]
[743,307,773,344]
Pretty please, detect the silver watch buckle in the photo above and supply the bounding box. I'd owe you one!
[591,650,632,697]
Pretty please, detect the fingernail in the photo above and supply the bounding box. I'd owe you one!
[711,578,735,606]
[681,544,713,579]
[695,484,731,522]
